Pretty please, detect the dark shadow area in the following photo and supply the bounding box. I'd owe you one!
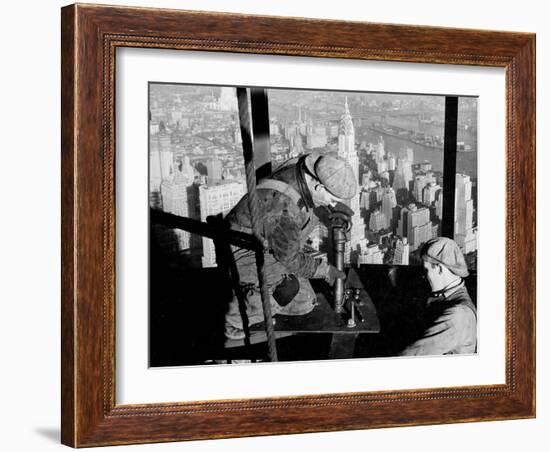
[149,230,477,366]
[355,264,476,357]
[149,229,232,365]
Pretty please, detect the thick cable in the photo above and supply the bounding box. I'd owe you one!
[236,87,278,362]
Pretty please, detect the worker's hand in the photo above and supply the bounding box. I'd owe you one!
[314,261,345,285]
[325,265,346,286]
[328,202,354,229]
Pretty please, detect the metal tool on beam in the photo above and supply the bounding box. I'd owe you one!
[330,206,372,327]
[343,268,368,328]
[330,212,351,314]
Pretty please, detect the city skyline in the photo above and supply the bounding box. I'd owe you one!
[149,83,478,269]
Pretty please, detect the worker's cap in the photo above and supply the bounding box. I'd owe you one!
[305,153,357,200]
[420,237,469,278]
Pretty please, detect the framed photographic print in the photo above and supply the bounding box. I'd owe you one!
[61,3,535,447]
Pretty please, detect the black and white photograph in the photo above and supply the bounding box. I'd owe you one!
[148,84,478,366]
[3,0,543,450]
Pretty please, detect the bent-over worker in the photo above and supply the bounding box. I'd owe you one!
[224,153,357,340]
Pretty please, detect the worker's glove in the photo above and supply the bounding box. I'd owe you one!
[314,261,346,286]
[325,265,346,286]
[328,202,354,230]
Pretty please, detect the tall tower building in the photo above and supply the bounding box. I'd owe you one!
[270,120,280,137]
[338,97,366,263]
[149,134,162,205]
[360,189,370,211]
[369,210,387,233]
[388,153,397,171]
[381,187,397,230]
[158,132,173,182]
[306,118,314,136]
[290,132,304,157]
[397,203,434,251]
[393,157,413,192]
[375,137,386,168]
[338,97,358,181]
[285,123,298,140]
[423,182,442,206]
[405,147,414,163]
[206,158,223,183]
[455,173,477,253]
[435,190,443,220]
[413,173,428,202]
[160,156,196,251]
[361,170,372,188]
[393,238,410,265]
[199,181,246,267]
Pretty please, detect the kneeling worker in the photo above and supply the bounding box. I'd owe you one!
[224,153,357,340]
[400,237,477,356]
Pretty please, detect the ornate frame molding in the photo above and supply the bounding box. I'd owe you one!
[61,4,535,447]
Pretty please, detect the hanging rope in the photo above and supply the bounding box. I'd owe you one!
[236,87,278,362]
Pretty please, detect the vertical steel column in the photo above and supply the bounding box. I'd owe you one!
[442,96,458,239]
[250,88,272,181]
[333,227,346,313]
[236,87,278,362]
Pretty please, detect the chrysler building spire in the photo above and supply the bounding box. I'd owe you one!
[339,96,355,136]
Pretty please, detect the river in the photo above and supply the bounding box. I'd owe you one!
[357,125,478,179]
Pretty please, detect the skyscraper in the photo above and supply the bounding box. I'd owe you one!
[435,190,443,220]
[360,189,370,211]
[393,237,410,265]
[397,203,434,251]
[372,137,388,174]
[270,120,280,137]
[338,97,366,264]
[392,157,413,199]
[375,137,386,163]
[160,156,196,251]
[149,133,162,201]
[290,132,304,157]
[338,97,358,180]
[206,158,223,183]
[388,153,396,171]
[405,147,414,164]
[369,209,387,232]
[199,181,246,267]
[159,133,173,181]
[381,187,397,230]
[423,182,442,206]
[357,243,384,265]
[455,173,477,253]
[413,173,428,202]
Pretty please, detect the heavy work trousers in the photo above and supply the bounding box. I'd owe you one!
[224,248,317,332]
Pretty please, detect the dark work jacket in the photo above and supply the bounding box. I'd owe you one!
[400,283,477,356]
[225,161,322,278]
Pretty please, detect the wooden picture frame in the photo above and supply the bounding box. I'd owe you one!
[61,3,535,447]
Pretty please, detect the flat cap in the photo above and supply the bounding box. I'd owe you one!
[305,154,357,200]
[421,237,469,278]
